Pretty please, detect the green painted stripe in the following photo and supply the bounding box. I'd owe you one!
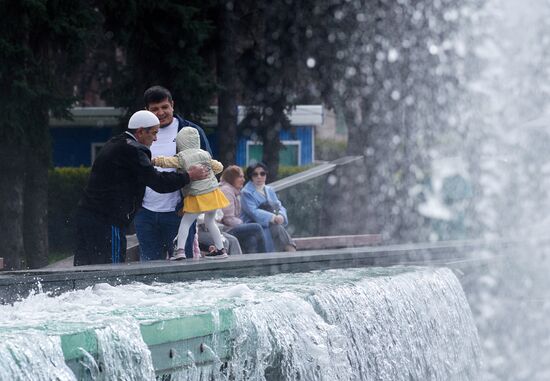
[141,309,234,346]
[60,330,98,361]
[60,308,235,367]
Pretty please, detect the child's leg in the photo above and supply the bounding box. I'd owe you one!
[193,230,201,258]
[177,213,199,251]
[203,210,224,250]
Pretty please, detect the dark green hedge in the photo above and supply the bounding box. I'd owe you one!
[315,139,347,161]
[278,165,313,178]
[48,167,90,251]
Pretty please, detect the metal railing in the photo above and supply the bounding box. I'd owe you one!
[270,155,363,192]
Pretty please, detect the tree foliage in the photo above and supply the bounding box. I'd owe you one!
[235,0,320,178]
[0,0,98,144]
[0,0,98,269]
[98,0,216,122]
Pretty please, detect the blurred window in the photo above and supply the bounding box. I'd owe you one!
[246,140,301,166]
[91,142,106,163]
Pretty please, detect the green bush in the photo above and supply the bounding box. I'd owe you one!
[315,139,348,161]
[48,167,90,252]
[278,165,315,178]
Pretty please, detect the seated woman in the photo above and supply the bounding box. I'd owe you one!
[218,165,267,254]
[240,162,296,252]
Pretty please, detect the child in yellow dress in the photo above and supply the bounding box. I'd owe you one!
[153,127,229,259]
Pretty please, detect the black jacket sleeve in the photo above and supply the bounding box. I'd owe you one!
[133,143,190,193]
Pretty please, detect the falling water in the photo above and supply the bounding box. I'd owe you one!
[93,320,156,381]
[0,332,76,381]
[0,267,479,380]
[227,268,480,381]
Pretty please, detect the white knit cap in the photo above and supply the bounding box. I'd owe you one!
[128,110,160,129]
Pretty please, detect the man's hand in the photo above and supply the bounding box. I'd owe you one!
[187,164,209,181]
[273,215,285,225]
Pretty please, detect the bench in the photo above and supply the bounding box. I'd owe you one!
[125,233,382,260]
[295,234,382,251]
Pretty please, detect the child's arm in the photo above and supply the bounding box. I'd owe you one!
[210,159,224,175]
[152,156,181,169]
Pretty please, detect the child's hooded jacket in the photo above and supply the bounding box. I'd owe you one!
[175,127,219,196]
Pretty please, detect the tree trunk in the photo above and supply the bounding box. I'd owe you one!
[344,98,387,236]
[344,97,366,157]
[262,107,285,181]
[0,144,26,270]
[318,99,378,236]
[23,147,49,269]
[216,1,238,166]
[319,157,370,236]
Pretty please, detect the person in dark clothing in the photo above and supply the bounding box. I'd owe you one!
[73,110,209,266]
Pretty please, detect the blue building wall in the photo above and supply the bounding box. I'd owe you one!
[235,126,314,167]
[50,125,314,167]
[51,127,113,167]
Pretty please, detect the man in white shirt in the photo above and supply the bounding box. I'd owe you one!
[134,86,212,261]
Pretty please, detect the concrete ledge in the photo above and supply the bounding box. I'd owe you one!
[295,234,382,250]
[0,239,519,305]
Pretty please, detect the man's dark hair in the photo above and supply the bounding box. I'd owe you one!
[144,86,172,107]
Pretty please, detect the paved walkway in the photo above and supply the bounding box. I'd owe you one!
[45,235,140,269]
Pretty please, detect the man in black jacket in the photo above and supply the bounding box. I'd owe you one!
[73,110,208,266]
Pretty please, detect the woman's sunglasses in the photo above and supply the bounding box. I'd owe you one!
[252,171,267,177]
